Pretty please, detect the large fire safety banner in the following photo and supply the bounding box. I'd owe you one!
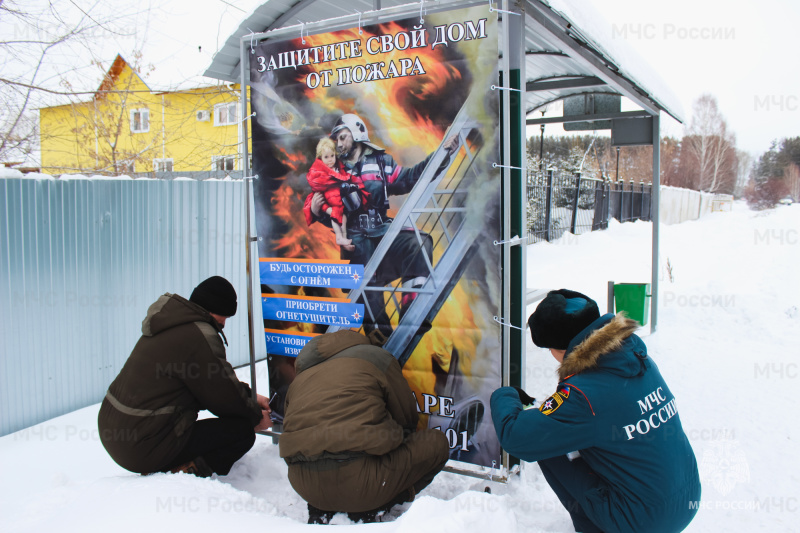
[250,5,502,469]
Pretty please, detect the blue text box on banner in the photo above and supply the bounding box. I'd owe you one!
[260,258,364,290]
[264,329,318,358]
[262,295,365,328]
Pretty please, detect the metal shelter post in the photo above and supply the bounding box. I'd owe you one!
[650,114,661,332]
[496,0,526,476]
[499,2,511,388]
[509,0,526,395]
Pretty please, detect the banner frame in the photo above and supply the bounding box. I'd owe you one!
[239,0,490,48]
[241,26,259,399]
[238,0,524,483]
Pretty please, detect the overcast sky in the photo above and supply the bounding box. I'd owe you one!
[44,0,800,157]
[593,0,799,154]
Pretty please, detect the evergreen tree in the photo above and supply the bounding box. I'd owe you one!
[746,138,795,209]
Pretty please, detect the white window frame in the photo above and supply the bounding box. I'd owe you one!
[211,155,237,171]
[130,108,150,133]
[153,158,173,172]
[118,161,135,175]
[214,102,238,127]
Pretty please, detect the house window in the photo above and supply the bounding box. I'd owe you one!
[153,158,173,172]
[130,109,150,133]
[212,155,237,171]
[214,102,238,126]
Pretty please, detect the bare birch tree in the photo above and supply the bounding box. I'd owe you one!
[0,0,139,165]
[734,149,754,198]
[684,94,738,193]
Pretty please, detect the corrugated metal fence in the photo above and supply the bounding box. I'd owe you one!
[0,177,256,436]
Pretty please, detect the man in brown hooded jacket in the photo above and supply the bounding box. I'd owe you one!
[98,276,271,477]
[280,330,449,523]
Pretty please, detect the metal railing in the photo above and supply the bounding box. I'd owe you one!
[526,169,652,243]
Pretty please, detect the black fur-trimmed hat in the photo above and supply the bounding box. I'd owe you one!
[528,289,600,350]
[190,276,237,317]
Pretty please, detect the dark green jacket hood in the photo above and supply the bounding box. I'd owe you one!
[559,313,647,380]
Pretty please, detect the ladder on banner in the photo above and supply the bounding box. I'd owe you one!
[327,105,486,367]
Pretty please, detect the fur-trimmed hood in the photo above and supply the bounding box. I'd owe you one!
[558,313,646,380]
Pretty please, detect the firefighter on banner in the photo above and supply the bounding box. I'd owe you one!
[305,113,458,344]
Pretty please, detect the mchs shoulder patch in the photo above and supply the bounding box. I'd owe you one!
[539,385,570,416]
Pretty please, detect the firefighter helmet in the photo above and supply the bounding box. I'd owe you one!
[331,114,370,143]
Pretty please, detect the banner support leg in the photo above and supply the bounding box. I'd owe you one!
[240,35,258,398]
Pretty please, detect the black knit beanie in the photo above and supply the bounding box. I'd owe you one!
[528,289,600,350]
[190,276,237,317]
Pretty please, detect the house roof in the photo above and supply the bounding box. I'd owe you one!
[37,54,237,111]
[203,0,683,122]
[95,55,140,96]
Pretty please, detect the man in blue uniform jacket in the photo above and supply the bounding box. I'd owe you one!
[491,289,701,533]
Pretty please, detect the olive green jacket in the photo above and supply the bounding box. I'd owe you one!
[279,330,419,463]
[98,293,261,473]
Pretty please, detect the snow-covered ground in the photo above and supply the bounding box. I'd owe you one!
[2,202,798,532]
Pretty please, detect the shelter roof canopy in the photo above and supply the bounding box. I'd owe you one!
[203,0,682,122]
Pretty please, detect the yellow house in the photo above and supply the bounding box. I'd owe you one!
[39,54,248,175]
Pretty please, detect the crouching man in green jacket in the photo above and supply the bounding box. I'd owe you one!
[280,330,450,524]
[98,276,272,477]
[491,289,701,533]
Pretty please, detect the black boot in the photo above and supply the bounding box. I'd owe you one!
[307,503,336,525]
[170,456,213,478]
[346,509,381,524]
[346,487,415,523]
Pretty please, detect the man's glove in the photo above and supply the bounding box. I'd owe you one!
[512,386,535,407]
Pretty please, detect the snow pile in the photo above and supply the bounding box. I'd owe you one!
[57,174,134,180]
[0,171,228,181]
[0,168,24,179]
[2,202,798,532]
[0,169,58,180]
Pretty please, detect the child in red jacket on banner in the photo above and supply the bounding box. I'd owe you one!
[304,137,367,252]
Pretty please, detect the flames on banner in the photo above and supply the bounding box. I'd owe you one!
[264,22,493,423]
[299,22,462,155]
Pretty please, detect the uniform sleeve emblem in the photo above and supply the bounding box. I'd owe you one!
[539,389,568,416]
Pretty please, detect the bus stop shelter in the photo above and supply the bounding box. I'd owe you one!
[204,0,683,479]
